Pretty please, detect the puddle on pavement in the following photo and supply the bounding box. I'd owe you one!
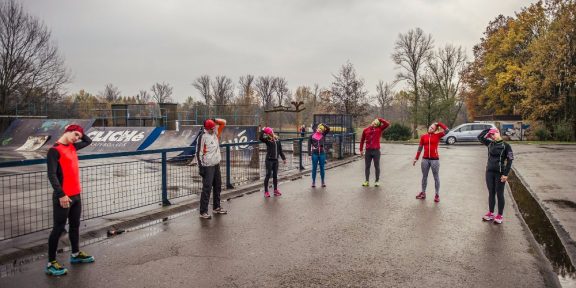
[508,170,576,287]
[545,199,576,211]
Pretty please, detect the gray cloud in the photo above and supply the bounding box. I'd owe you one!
[20,0,534,103]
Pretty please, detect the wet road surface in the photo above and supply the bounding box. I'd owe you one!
[0,144,554,287]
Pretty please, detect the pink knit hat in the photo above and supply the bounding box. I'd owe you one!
[487,128,499,135]
[263,127,274,135]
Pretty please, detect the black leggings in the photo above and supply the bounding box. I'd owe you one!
[48,195,81,262]
[365,149,381,182]
[486,171,505,215]
[264,159,279,191]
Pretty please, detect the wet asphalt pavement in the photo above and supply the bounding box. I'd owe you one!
[0,144,554,287]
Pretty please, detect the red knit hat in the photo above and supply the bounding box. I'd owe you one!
[204,119,216,130]
[65,124,84,135]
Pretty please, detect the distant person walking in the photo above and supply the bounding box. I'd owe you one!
[308,123,330,188]
[196,118,228,219]
[46,124,94,276]
[359,118,390,187]
[478,128,514,224]
[299,125,306,137]
[259,127,287,197]
[413,121,449,202]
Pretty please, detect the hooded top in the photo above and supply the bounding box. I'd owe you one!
[478,128,514,176]
[415,122,449,160]
[308,123,331,154]
[360,118,390,152]
[196,118,226,167]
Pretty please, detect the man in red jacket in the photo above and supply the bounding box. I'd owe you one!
[359,118,390,187]
[45,124,94,276]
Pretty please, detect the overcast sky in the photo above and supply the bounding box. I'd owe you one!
[20,0,535,103]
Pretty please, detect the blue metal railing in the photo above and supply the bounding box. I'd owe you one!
[0,133,355,240]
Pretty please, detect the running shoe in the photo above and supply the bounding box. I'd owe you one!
[374,182,380,187]
[321,183,326,187]
[482,212,494,221]
[199,213,212,219]
[434,194,440,203]
[362,181,369,187]
[416,192,426,199]
[494,214,503,224]
[273,189,282,196]
[213,207,228,214]
[264,191,270,198]
[311,183,316,188]
[45,261,67,276]
[70,251,95,264]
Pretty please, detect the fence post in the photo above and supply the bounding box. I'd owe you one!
[352,132,356,155]
[226,145,234,189]
[338,134,343,159]
[161,152,171,206]
[299,138,304,170]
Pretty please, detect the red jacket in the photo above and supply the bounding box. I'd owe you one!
[360,118,390,152]
[415,122,448,160]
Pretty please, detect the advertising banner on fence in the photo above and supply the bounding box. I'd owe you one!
[81,127,163,153]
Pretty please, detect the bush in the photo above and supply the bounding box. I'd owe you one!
[383,123,412,141]
[553,122,574,141]
[534,128,551,141]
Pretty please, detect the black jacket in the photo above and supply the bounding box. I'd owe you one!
[259,132,286,161]
[308,124,331,154]
[478,129,514,176]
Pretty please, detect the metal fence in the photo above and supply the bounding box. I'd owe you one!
[0,133,355,240]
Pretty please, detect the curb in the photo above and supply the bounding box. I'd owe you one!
[505,176,562,288]
[512,167,576,266]
[0,155,362,265]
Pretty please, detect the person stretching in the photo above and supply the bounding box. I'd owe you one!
[308,123,330,187]
[196,118,228,219]
[478,127,514,224]
[259,127,286,197]
[413,121,449,202]
[46,124,94,276]
[359,118,390,187]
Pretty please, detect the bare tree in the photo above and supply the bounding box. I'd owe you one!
[255,76,276,108]
[136,90,150,104]
[192,75,211,105]
[0,0,69,119]
[427,44,467,127]
[151,82,174,103]
[330,62,369,120]
[238,74,255,99]
[99,83,121,103]
[392,27,434,137]
[375,81,394,112]
[211,75,234,105]
[274,77,290,106]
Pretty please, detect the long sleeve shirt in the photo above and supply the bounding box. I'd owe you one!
[47,134,92,198]
[196,119,226,167]
[308,124,331,154]
[478,129,514,176]
[359,118,390,152]
[259,132,286,161]
[415,122,449,160]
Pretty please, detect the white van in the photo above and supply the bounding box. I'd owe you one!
[440,123,497,145]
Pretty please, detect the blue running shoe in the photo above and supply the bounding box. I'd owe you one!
[45,261,68,276]
[70,251,95,264]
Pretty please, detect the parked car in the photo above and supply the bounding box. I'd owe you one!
[441,122,497,145]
